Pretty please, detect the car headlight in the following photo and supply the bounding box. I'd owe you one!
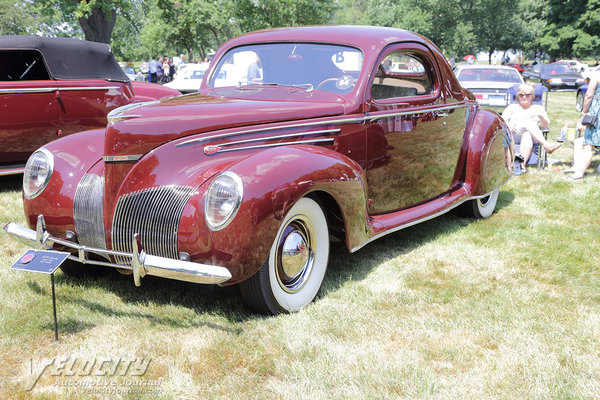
[23,148,54,199]
[205,171,243,231]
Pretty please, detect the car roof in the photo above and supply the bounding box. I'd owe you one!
[0,35,129,81]
[221,25,434,57]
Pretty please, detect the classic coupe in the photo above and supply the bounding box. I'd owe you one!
[4,26,514,314]
[0,36,180,175]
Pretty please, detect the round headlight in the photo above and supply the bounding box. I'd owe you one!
[23,148,54,199]
[205,171,243,231]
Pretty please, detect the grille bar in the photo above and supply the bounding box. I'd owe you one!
[74,173,107,250]
[111,185,196,265]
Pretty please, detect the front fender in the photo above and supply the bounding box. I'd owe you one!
[463,108,513,197]
[23,129,105,235]
[210,145,368,284]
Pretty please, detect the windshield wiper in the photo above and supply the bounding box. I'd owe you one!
[19,59,37,80]
[238,82,314,92]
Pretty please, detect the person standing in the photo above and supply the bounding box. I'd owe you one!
[570,72,600,180]
[149,56,158,83]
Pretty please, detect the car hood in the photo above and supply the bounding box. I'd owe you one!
[105,90,346,157]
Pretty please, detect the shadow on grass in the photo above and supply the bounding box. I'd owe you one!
[0,175,22,193]
[28,272,249,332]
[321,189,515,296]
[22,189,515,330]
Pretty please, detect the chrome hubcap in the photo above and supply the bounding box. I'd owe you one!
[276,218,315,293]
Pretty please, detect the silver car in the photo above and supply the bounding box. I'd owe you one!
[454,64,524,107]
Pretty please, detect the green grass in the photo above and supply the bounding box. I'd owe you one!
[1,92,599,399]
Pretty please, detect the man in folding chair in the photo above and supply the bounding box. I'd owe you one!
[503,83,561,173]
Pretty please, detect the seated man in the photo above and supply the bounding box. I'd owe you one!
[502,83,560,171]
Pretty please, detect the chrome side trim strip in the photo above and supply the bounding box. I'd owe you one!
[177,117,365,147]
[58,86,121,92]
[209,138,335,155]
[364,102,477,122]
[0,167,25,176]
[350,187,496,253]
[220,128,340,147]
[0,88,57,93]
[103,154,144,163]
[3,216,231,285]
[177,101,476,148]
[0,86,120,94]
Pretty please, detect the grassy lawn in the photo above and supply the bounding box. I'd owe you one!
[1,91,599,399]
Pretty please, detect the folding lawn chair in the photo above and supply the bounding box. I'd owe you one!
[507,83,549,170]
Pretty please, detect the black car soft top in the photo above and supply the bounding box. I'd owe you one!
[0,35,129,81]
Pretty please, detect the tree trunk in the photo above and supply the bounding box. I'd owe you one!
[78,7,117,44]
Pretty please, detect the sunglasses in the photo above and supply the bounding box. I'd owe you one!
[518,93,533,97]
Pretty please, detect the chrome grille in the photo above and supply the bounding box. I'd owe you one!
[74,173,107,249]
[111,185,196,265]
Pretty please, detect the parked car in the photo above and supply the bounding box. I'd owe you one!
[164,63,209,93]
[523,63,585,90]
[0,36,180,175]
[454,64,523,107]
[504,63,525,74]
[553,59,588,73]
[582,65,600,81]
[4,26,514,315]
[122,66,137,80]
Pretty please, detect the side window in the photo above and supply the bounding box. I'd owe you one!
[371,52,432,101]
[0,50,50,81]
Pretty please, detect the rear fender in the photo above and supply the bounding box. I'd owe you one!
[130,81,181,102]
[463,109,513,196]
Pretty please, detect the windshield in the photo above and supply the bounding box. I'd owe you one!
[458,68,522,83]
[542,64,575,74]
[208,43,364,94]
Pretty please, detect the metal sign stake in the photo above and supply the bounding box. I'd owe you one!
[50,273,59,341]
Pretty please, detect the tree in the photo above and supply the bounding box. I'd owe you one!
[37,0,136,43]
[232,0,336,32]
[540,0,600,59]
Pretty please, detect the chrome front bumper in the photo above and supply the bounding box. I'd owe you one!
[3,215,231,286]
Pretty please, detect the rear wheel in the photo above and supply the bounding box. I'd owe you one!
[460,189,499,219]
[240,197,329,315]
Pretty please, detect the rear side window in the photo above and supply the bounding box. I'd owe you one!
[371,52,432,100]
[0,50,51,81]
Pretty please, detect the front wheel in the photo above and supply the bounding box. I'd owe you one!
[576,91,584,112]
[240,197,329,315]
[460,190,499,219]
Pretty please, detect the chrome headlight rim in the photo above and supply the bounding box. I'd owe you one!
[204,171,244,232]
[23,148,54,200]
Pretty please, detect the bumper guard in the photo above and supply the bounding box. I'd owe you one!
[3,215,231,286]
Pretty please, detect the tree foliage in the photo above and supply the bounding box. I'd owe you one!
[8,0,600,62]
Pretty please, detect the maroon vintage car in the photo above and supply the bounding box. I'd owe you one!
[4,26,513,314]
[0,35,180,175]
